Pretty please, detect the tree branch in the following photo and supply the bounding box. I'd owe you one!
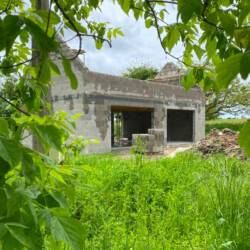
[0,0,12,15]
[145,0,192,67]
[0,55,39,69]
[54,0,82,60]
[0,95,30,116]
[37,0,52,79]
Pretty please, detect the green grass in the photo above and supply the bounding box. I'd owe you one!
[205,119,248,134]
[65,152,250,249]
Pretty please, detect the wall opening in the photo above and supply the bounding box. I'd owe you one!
[167,109,194,142]
[111,106,153,147]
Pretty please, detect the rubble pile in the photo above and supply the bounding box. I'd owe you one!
[193,128,247,159]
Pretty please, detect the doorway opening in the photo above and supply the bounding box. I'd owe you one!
[167,109,194,142]
[111,106,153,147]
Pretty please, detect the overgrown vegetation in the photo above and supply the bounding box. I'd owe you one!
[64,152,250,249]
[206,119,248,134]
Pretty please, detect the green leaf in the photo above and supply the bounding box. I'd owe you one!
[216,52,243,89]
[193,67,204,83]
[107,30,112,40]
[88,0,99,8]
[38,63,51,84]
[31,124,62,152]
[0,19,5,51]
[116,29,125,37]
[206,37,217,58]
[6,224,32,248]
[193,45,203,60]
[240,49,250,80]
[38,152,56,168]
[0,157,10,176]
[33,10,61,25]
[20,185,41,200]
[0,223,7,239]
[238,121,250,157]
[24,18,59,53]
[51,217,84,250]
[203,76,213,91]
[95,40,103,50]
[50,191,68,208]
[0,0,9,11]
[238,4,250,26]
[48,59,61,75]
[19,28,29,44]
[2,15,23,54]
[23,10,43,23]
[0,189,7,216]
[50,170,66,184]
[0,118,8,136]
[181,68,195,92]
[50,207,70,218]
[218,12,236,36]
[119,0,131,14]
[37,191,61,208]
[145,19,153,29]
[2,233,23,250]
[7,192,25,216]
[165,25,180,52]
[22,153,36,183]
[61,55,78,90]
[0,137,22,167]
[178,1,193,24]
[178,0,202,24]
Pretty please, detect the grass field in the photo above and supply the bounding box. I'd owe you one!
[65,152,250,249]
[205,119,248,134]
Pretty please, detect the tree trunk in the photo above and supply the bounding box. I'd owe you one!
[32,0,50,153]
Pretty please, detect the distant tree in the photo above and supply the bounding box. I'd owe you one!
[0,74,19,117]
[206,79,250,120]
[122,62,159,80]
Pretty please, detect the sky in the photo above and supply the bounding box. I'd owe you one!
[65,0,182,76]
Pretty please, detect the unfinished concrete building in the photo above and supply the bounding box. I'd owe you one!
[50,42,205,153]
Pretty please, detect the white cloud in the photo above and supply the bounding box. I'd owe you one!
[66,0,184,76]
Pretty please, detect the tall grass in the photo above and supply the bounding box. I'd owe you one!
[65,152,250,249]
[205,119,248,134]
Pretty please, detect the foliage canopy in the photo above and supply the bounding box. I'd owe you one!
[122,62,159,80]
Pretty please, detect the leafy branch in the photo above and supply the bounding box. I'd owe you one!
[145,0,192,67]
[0,95,30,116]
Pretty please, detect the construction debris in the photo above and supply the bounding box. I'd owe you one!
[193,128,247,160]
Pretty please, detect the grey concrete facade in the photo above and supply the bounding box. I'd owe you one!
[50,43,205,153]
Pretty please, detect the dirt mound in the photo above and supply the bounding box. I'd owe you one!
[194,128,247,159]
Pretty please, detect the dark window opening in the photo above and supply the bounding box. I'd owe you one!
[167,109,193,142]
[111,106,153,147]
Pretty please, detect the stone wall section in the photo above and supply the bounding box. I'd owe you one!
[50,43,205,153]
[51,64,204,153]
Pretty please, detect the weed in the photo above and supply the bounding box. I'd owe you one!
[65,152,250,249]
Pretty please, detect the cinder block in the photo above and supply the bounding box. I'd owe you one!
[132,134,154,153]
[148,128,164,152]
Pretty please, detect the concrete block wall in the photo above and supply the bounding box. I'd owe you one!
[49,44,205,153]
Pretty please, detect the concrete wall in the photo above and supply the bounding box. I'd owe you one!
[50,44,205,153]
